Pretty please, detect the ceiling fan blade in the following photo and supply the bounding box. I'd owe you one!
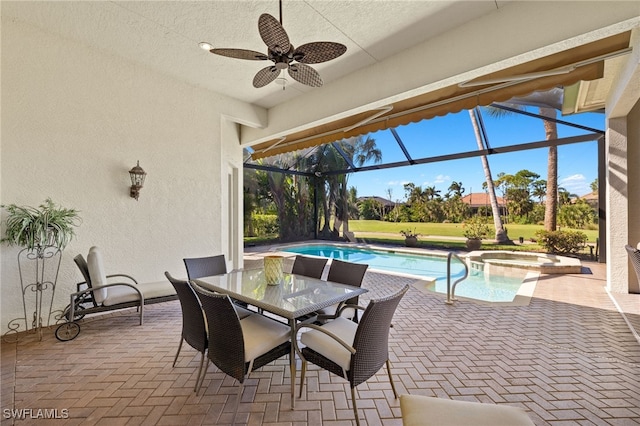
[288,63,323,87]
[293,42,347,64]
[210,48,268,61]
[253,66,281,88]
[258,13,290,55]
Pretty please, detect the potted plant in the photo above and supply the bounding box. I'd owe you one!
[2,198,81,252]
[1,198,81,338]
[400,228,420,247]
[462,216,490,250]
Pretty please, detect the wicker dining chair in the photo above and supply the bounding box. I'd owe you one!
[291,255,328,279]
[183,254,227,279]
[164,272,208,391]
[190,282,291,420]
[184,254,253,315]
[298,284,409,426]
[625,245,640,290]
[317,259,369,322]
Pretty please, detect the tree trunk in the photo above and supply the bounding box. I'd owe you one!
[541,107,558,231]
[468,109,509,243]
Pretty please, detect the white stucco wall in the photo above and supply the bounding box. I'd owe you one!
[0,18,248,333]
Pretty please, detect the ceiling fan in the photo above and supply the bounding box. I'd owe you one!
[205,0,346,88]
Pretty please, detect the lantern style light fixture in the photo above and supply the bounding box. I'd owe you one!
[129,161,147,201]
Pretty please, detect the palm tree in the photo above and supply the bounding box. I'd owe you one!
[540,106,558,231]
[311,135,381,239]
[448,181,465,197]
[336,136,381,237]
[532,179,547,204]
[424,185,441,201]
[468,108,509,242]
[487,88,563,231]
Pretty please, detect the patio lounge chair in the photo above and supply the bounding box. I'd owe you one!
[54,246,177,341]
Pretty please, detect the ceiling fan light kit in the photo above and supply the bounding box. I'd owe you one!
[198,42,214,51]
[206,2,346,89]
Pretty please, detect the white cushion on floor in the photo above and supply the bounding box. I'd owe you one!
[300,316,357,371]
[103,280,176,306]
[400,394,535,426]
[240,314,290,362]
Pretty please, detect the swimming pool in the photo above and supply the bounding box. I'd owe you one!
[280,244,528,303]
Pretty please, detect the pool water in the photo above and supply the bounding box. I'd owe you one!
[281,244,525,303]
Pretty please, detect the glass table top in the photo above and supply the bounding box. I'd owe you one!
[193,268,367,319]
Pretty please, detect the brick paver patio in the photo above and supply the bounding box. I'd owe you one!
[2,258,639,425]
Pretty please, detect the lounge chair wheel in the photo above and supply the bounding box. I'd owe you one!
[55,322,80,341]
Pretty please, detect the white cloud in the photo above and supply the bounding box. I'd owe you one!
[434,174,450,184]
[560,174,585,183]
[559,174,590,195]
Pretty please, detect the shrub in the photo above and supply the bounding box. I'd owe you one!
[558,203,597,229]
[535,229,588,254]
[251,214,279,236]
[462,216,490,239]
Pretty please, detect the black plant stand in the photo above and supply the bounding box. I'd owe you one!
[3,246,61,341]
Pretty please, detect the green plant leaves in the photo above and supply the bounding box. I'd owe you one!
[1,198,81,251]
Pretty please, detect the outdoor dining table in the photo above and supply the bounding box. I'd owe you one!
[193,267,368,408]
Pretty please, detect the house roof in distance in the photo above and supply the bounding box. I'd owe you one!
[357,196,396,207]
[461,193,505,207]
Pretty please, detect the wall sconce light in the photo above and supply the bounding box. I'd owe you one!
[129,161,147,201]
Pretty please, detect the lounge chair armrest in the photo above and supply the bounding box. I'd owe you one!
[71,282,144,302]
[105,273,138,284]
[295,323,356,354]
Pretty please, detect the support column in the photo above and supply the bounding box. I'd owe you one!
[627,102,640,293]
[605,117,629,293]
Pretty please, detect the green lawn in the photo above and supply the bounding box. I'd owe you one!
[245,220,599,259]
[348,220,598,242]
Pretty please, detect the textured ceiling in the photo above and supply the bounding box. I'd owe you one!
[1,1,506,108]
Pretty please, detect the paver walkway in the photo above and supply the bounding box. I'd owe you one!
[1,258,638,425]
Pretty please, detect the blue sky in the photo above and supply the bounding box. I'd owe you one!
[347,107,603,202]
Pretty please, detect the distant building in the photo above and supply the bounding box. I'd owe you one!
[461,192,507,216]
[357,196,397,216]
[579,191,599,208]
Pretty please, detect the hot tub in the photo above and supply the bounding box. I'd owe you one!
[465,250,582,274]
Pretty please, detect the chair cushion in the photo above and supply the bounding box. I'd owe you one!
[300,317,357,371]
[103,280,176,306]
[87,246,108,304]
[400,394,535,426]
[240,314,290,362]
